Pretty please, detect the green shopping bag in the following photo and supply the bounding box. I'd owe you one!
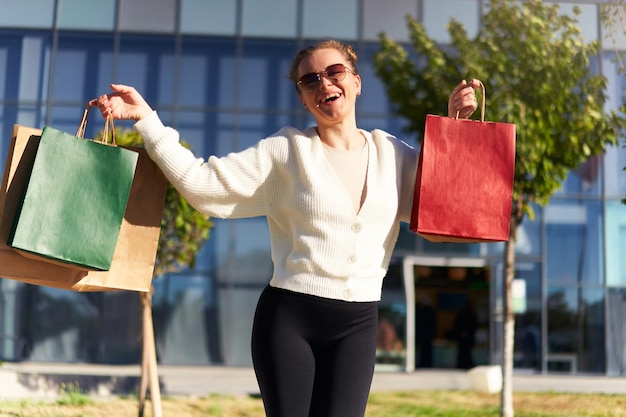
[7,120,139,271]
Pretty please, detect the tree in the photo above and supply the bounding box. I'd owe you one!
[601,0,626,205]
[373,1,626,416]
[100,128,213,417]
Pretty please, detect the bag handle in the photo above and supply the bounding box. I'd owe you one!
[455,80,486,122]
[75,99,117,145]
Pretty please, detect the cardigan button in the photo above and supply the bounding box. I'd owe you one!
[347,254,357,264]
[351,222,362,233]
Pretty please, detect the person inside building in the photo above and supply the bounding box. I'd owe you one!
[95,39,479,417]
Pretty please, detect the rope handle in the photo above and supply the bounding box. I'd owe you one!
[75,99,116,145]
[455,80,485,122]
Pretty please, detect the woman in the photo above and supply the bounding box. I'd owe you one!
[96,39,479,417]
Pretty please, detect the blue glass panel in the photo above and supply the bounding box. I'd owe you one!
[241,0,297,38]
[16,105,46,130]
[558,3,599,44]
[302,0,358,40]
[177,111,211,156]
[605,144,626,199]
[17,36,51,102]
[180,0,236,36]
[606,201,626,286]
[363,0,418,42]
[513,262,541,371]
[152,274,217,365]
[547,286,605,373]
[177,55,209,107]
[0,0,54,29]
[606,288,626,375]
[180,37,237,109]
[241,39,300,114]
[56,0,115,31]
[545,200,603,285]
[116,35,176,107]
[51,49,87,103]
[213,218,272,285]
[358,45,393,116]
[422,0,480,44]
[555,154,602,197]
[118,0,176,34]
[47,105,86,135]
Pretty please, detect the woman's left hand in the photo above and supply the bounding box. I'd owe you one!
[448,79,481,119]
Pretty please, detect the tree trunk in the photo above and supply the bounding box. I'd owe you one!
[138,289,163,417]
[500,216,519,417]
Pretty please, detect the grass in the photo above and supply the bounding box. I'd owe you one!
[1,390,626,417]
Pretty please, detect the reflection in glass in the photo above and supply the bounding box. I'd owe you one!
[547,287,605,373]
[513,263,542,371]
[20,288,142,364]
[546,200,603,285]
[377,262,407,369]
[607,288,626,375]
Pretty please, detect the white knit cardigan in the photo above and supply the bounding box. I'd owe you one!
[135,111,419,302]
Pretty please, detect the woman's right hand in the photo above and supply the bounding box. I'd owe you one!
[95,84,153,122]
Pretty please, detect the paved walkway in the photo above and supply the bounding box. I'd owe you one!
[1,362,626,400]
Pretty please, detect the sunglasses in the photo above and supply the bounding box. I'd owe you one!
[297,63,354,92]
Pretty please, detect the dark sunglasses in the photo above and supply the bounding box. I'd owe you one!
[297,63,354,92]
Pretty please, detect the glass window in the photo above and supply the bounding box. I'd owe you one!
[302,0,358,40]
[241,0,297,38]
[357,44,395,116]
[19,287,102,362]
[241,39,299,114]
[180,0,237,36]
[422,0,480,44]
[606,288,626,375]
[180,37,237,109]
[53,34,115,115]
[555,155,603,197]
[547,287,605,373]
[152,274,219,365]
[556,3,598,44]
[18,36,51,103]
[51,49,87,103]
[56,0,115,31]
[176,111,213,156]
[604,143,626,199]
[213,218,272,286]
[377,261,407,370]
[116,36,177,107]
[363,0,418,42]
[513,263,542,371]
[546,200,604,285]
[606,201,626,286]
[0,0,54,29]
[118,0,176,33]
[16,105,46,131]
[176,54,210,107]
[601,5,626,50]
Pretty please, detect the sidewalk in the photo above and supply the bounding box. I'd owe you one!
[1,362,626,400]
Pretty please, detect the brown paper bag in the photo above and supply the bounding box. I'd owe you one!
[0,124,168,292]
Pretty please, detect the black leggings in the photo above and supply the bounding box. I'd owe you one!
[251,285,379,417]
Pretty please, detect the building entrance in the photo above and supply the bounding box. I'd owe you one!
[376,255,491,372]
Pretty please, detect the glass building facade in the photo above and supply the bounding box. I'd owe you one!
[0,0,625,375]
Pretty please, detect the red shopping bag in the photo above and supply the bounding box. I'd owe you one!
[410,84,516,242]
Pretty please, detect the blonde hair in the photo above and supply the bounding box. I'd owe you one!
[289,40,359,92]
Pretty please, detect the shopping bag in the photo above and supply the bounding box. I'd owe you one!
[7,117,139,270]
[0,110,168,291]
[410,83,516,242]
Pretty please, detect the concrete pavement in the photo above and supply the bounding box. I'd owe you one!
[1,362,626,400]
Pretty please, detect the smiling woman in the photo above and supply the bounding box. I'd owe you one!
[93,39,478,417]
